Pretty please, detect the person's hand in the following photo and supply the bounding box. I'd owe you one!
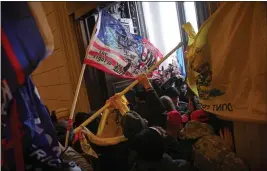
[137,74,152,89]
[220,127,233,150]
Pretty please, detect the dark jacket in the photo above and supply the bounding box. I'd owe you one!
[163,135,195,162]
[130,128,194,171]
[134,88,166,128]
[130,153,193,171]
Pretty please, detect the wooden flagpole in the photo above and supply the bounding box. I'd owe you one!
[64,64,86,148]
[64,14,100,148]
[74,42,184,133]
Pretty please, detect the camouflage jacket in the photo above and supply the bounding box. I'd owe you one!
[180,121,249,171]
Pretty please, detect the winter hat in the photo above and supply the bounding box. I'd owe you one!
[122,111,148,139]
[167,110,182,129]
[165,87,180,98]
[182,114,189,123]
[160,96,176,112]
[133,127,164,161]
[191,109,209,122]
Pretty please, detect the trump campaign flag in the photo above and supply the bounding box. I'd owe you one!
[84,10,163,78]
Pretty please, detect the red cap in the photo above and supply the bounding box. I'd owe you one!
[191,109,209,122]
[167,110,182,128]
[182,114,189,123]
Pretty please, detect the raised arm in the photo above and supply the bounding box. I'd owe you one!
[137,74,166,127]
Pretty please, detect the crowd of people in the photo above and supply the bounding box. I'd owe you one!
[50,74,250,171]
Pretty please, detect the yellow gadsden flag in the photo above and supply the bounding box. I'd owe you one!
[183,2,267,123]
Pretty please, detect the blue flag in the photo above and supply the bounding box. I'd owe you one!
[1,2,72,170]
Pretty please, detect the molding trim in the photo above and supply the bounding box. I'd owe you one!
[54,2,90,112]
